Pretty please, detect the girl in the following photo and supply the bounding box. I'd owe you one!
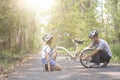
[41,33,62,71]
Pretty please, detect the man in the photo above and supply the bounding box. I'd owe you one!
[82,30,112,68]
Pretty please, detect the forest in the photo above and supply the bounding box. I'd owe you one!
[0,0,120,70]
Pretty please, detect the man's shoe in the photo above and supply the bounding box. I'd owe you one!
[101,62,108,68]
[89,64,100,68]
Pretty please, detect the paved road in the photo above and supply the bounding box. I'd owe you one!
[8,54,120,80]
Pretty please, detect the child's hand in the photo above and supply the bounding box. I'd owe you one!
[53,49,57,53]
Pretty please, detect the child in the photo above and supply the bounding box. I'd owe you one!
[41,33,62,71]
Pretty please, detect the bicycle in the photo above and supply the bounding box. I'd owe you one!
[55,34,95,68]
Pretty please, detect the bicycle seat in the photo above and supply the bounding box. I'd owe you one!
[74,40,84,44]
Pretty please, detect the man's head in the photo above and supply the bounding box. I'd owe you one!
[89,30,99,43]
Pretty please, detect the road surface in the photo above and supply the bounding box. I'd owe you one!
[7,54,120,80]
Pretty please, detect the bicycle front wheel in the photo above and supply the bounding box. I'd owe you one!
[80,49,94,68]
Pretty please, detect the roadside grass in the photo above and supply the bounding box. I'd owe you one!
[111,44,120,63]
[0,50,29,72]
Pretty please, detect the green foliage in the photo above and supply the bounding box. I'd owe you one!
[111,44,120,63]
[49,0,120,63]
[0,0,42,68]
[0,0,120,68]
[0,49,27,70]
[48,0,99,48]
[0,50,21,63]
[105,0,120,42]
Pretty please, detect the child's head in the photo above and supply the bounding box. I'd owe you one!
[43,33,53,44]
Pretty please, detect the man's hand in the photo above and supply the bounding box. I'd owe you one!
[82,56,89,60]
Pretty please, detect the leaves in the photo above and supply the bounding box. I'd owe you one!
[0,0,119,64]
[0,0,40,53]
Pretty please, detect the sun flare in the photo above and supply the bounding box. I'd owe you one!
[19,0,54,12]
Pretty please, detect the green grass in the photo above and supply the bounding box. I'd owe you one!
[0,50,26,71]
[0,49,37,72]
[111,44,120,63]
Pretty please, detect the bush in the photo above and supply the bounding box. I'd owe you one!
[111,44,120,63]
[0,50,23,67]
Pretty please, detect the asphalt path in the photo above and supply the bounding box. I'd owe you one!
[7,54,120,80]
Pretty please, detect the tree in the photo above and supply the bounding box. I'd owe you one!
[47,0,98,48]
[105,0,120,43]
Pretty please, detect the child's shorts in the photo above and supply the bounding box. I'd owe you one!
[42,58,56,66]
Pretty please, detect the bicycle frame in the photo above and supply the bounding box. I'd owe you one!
[56,35,84,60]
[55,34,95,68]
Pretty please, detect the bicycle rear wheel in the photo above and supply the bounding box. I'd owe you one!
[80,49,94,68]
